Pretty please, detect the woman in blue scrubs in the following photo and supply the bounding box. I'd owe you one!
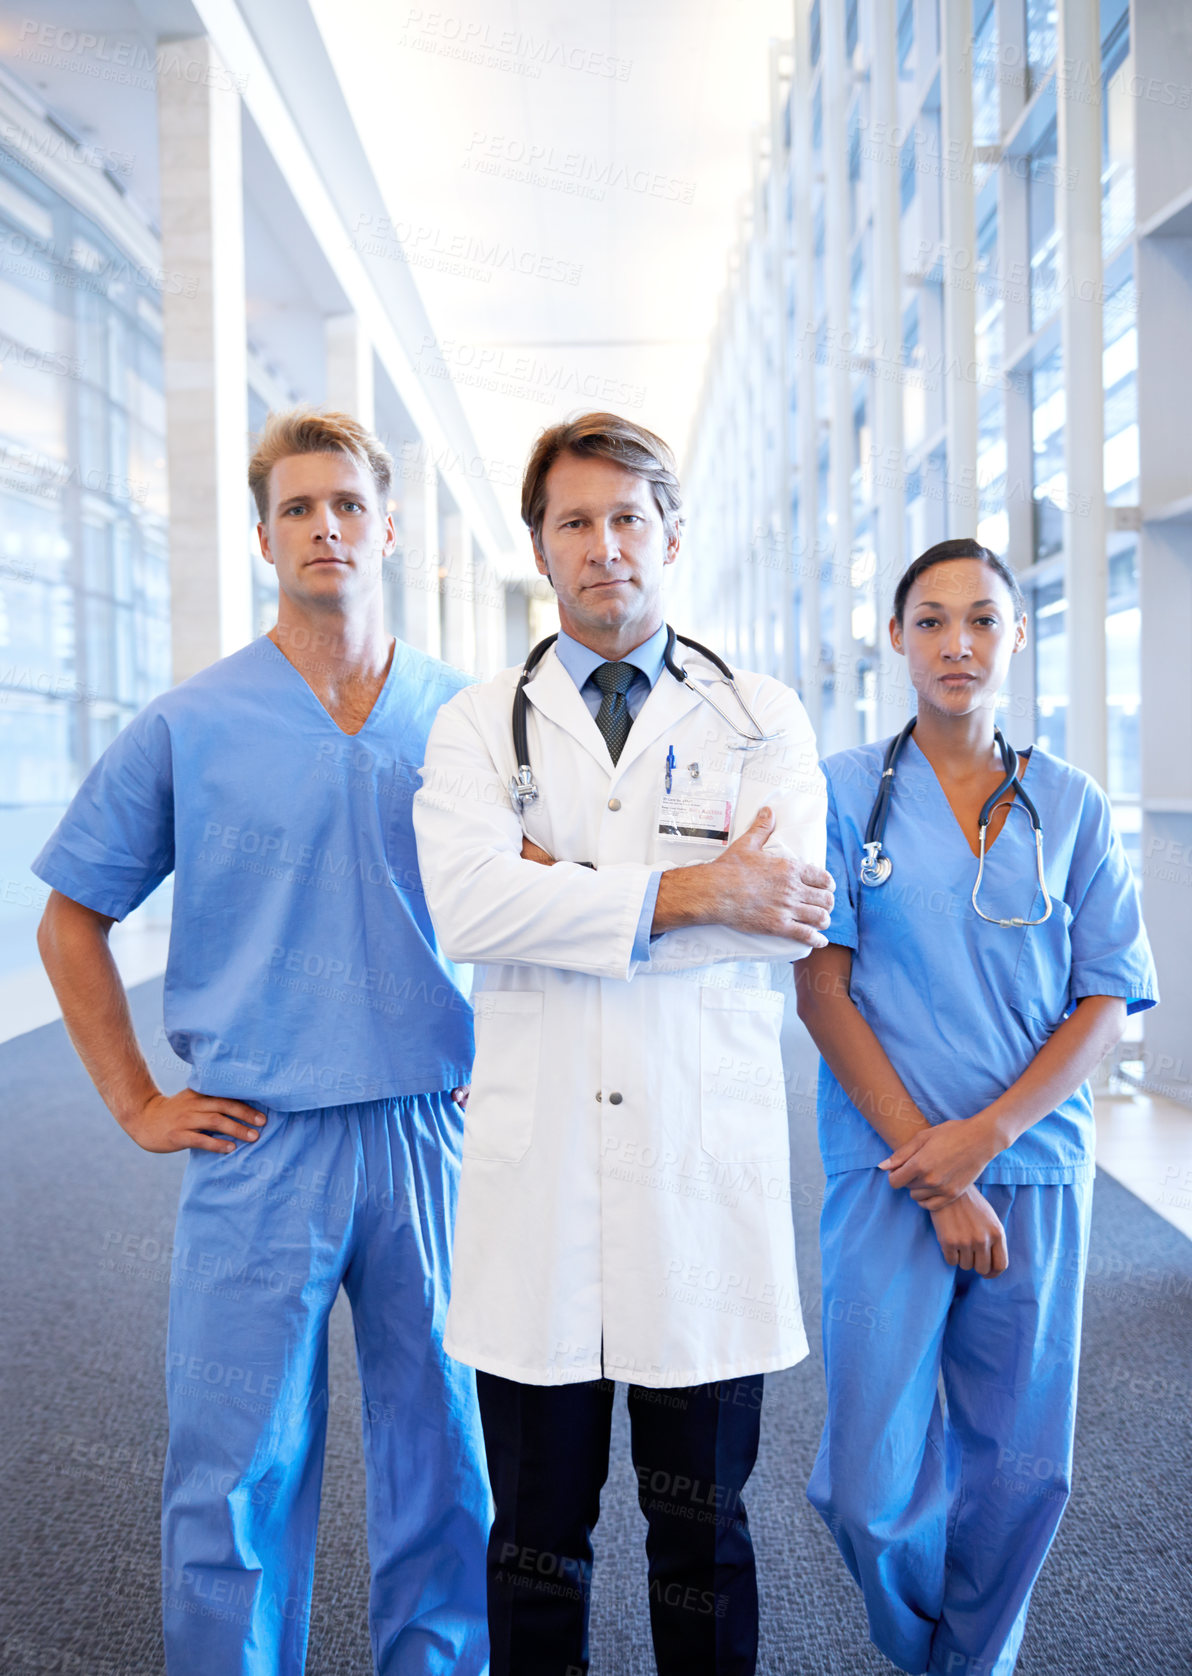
[794,537,1158,1676]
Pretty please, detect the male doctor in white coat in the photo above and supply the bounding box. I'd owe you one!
[412,412,832,1676]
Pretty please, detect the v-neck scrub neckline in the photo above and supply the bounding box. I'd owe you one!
[261,632,401,739]
[903,731,1033,862]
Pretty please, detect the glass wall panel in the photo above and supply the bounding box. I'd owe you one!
[248,387,278,636]
[0,143,170,972]
[1028,121,1060,330]
[1033,576,1066,759]
[902,299,926,451]
[1025,0,1057,93]
[1103,268,1138,506]
[1106,541,1139,801]
[977,390,1008,554]
[1101,15,1134,257]
[972,0,999,188]
[1031,346,1065,560]
[898,0,915,78]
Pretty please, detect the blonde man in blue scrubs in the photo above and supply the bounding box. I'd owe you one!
[34,409,489,1676]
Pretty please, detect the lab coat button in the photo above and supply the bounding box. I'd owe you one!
[608,1091,623,1105]
[607,797,621,811]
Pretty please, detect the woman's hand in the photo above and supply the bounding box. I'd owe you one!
[880,1116,1000,1209]
[929,1187,1009,1277]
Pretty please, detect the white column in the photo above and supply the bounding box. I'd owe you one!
[440,506,476,673]
[324,312,374,427]
[939,0,979,535]
[1057,0,1107,782]
[822,0,855,752]
[767,47,790,688]
[401,462,441,657]
[870,0,909,732]
[157,35,251,682]
[791,0,821,731]
[472,544,507,678]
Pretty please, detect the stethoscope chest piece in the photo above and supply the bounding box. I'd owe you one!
[859,841,892,887]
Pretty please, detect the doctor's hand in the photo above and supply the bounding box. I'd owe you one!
[120,1090,266,1155]
[880,1117,1000,1209]
[929,1188,1009,1277]
[696,807,834,945]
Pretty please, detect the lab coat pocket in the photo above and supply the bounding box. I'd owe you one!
[698,987,788,1162]
[462,991,543,1163]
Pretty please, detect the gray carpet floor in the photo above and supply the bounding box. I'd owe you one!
[2,976,1190,1675]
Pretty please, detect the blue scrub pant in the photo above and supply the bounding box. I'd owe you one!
[161,1093,491,1676]
[808,1169,1093,1676]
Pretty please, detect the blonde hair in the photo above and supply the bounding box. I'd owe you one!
[248,406,393,520]
[520,412,684,548]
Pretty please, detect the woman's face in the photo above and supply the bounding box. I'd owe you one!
[891,559,1027,719]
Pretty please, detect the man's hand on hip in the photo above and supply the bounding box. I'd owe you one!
[653,807,834,945]
[120,1090,266,1155]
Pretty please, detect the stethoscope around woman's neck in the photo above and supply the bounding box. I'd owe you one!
[861,716,1052,927]
[509,624,781,812]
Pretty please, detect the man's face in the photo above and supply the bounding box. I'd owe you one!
[533,451,679,650]
[257,452,395,612]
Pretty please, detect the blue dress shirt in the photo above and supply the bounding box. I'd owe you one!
[553,623,666,959]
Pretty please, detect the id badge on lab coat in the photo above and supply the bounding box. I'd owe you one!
[657,759,737,846]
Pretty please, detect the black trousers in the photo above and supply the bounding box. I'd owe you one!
[475,1369,765,1676]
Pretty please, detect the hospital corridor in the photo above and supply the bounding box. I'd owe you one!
[0,2,1189,1674]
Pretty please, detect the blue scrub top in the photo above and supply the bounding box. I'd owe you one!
[818,734,1158,1183]
[32,636,474,1110]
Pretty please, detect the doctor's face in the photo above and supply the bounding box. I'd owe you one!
[533,451,679,654]
[258,452,395,615]
[891,559,1027,718]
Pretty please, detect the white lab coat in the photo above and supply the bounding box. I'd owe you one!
[412,643,827,1388]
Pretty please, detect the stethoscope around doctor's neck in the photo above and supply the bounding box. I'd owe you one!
[509,625,780,812]
[861,717,1053,928]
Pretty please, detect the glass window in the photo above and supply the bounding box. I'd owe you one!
[1033,578,1066,759]
[900,132,917,216]
[1025,0,1057,93]
[846,0,859,60]
[977,390,1008,555]
[848,102,864,238]
[974,206,1002,377]
[898,0,915,78]
[1106,542,1140,806]
[816,443,832,550]
[972,0,1000,164]
[1031,346,1065,560]
[814,319,831,426]
[1028,121,1060,330]
[1103,269,1138,506]
[813,201,826,320]
[851,384,871,523]
[905,465,926,560]
[1101,17,1134,258]
[902,300,926,451]
[248,387,278,636]
[818,555,836,739]
[849,237,869,345]
[810,0,822,69]
[0,144,171,973]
